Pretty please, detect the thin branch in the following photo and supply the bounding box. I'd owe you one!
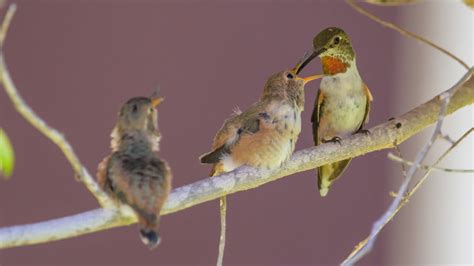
[0,4,112,208]
[392,142,407,178]
[0,3,15,47]
[341,69,474,265]
[440,133,456,145]
[0,68,472,249]
[402,128,474,199]
[364,0,421,5]
[217,196,227,266]
[388,152,474,173]
[346,0,470,70]
[342,127,473,265]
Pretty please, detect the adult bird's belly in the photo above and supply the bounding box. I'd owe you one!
[318,96,366,140]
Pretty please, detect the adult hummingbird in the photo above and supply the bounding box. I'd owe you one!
[97,95,172,249]
[295,27,373,197]
[200,69,322,264]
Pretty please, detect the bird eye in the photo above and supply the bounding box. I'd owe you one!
[149,108,154,113]
[132,104,138,112]
[333,36,340,45]
[286,73,294,79]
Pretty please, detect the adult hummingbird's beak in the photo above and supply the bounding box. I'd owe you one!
[151,97,165,108]
[303,74,324,84]
[293,48,326,75]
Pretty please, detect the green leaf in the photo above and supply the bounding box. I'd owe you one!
[0,128,15,178]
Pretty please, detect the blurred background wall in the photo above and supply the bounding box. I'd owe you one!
[0,1,471,265]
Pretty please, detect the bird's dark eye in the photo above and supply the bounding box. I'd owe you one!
[286,73,294,79]
[149,108,154,113]
[132,104,138,112]
[333,36,340,45]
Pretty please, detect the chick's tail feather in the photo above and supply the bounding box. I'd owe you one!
[139,227,161,250]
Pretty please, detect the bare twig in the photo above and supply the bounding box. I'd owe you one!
[0,71,472,249]
[407,128,474,197]
[0,3,15,47]
[342,1,472,263]
[346,0,470,70]
[343,128,473,265]
[364,0,421,5]
[392,142,407,178]
[388,152,474,173]
[341,69,474,265]
[217,196,227,266]
[440,133,456,144]
[0,4,112,207]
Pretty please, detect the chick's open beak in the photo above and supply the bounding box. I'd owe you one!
[151,97,165,108]
[303,74,324,84]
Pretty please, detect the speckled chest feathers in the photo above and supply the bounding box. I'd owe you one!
[211,71,306,173]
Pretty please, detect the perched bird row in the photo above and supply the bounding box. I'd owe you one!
[95,27,373,254]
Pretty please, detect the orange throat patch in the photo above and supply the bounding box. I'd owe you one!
[321,56,349,75]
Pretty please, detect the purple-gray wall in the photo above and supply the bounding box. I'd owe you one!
[0,1,398,265]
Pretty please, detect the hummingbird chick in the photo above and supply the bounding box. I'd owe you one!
[200,68,322,265]
[295,27,374,197]
[200,70,322,175]
[96,96,172,249]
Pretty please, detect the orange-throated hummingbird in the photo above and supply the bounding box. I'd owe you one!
[295,27,373,197]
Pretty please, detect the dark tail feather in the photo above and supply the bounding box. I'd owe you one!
[139,228,161,249]
[132,204,162,249]
[200,144,229,164]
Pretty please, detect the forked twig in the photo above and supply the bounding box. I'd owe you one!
[388,152,474,173]
[343,128,473,265]
[342,1,472,264]
[341,67,473,265]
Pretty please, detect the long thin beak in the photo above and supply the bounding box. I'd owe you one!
[293,48,326,75]
[303,74,324,84]
[151,97,165,108]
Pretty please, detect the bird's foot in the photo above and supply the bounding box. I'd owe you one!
[353,129,371,135]
[322,136,342,145]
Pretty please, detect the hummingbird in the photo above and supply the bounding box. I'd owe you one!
[200,68,321,264]
[294,27,373,197]
[96,95,172,249]
[200,69,322,176]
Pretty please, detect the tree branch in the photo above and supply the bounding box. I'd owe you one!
[342,127,473,265]
[0,4,112,208]
[341,1,472,263]
[342,68,473,265]
[364,0,421,6]
[0,67,472,249]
